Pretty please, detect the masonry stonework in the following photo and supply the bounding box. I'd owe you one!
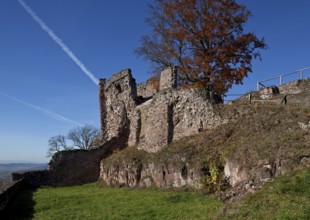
[99,69,138,147]
[159,66,177,90]
[22,67,223,187]
[99,67,223,152]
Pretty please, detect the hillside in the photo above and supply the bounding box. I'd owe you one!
[0,163,47,183]
[100,89,310,195]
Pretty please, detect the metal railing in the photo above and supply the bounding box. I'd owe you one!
[223,93,309,106]
[222,94,244,103]
[257,67,310,90]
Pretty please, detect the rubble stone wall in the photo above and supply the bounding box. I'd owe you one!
[99,67,223,152]
[0,181,23,212]
[139,89,223,152]
[159,66,177,90]
[100,69,138,147]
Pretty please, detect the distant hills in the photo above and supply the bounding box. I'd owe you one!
[0,163,48,183]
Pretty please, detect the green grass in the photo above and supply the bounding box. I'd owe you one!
[2,169,309,219]
[1,184,222,220]
[225,168,310,220]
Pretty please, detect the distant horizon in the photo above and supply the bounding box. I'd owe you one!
[0,160,48,164]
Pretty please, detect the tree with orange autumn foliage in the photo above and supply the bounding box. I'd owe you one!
[136,0,266,94]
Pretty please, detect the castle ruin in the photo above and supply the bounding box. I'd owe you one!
[99,67,223,152]
[12,67,224,187]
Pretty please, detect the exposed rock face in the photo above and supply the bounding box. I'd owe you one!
[259,86,279,99]
[279,80,303,94]
[99,147,215,188]
[259,80,308,100]
[100,161,204,188]
[224,151,299,188]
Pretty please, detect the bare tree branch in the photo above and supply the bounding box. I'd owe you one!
[67,125,100,150]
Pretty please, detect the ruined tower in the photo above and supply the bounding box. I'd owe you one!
[99,69,139,146]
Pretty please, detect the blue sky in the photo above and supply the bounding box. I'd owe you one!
[0,0,309,163]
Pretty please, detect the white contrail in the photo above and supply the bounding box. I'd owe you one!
[17,0,99,86]
[0,91,82,127]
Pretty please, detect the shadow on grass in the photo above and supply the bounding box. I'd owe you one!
[0,187,37,220]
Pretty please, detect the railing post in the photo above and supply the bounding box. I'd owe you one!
[281,95,287,105]
[280,75,282,85]
[257,82,259,91]
[300,70,303,80]
[248,94,252,104]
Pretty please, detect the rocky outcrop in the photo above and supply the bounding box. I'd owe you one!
[259,80,309,99]
[99,147,223,189]
[100,161,204,188]
[279,80,304,94]
[224,158,286,188]
[259,86,279,99]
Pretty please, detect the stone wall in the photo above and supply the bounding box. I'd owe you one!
[11,170,50,187]
[0,181,23,212]
[8,137,126,188]
[47,137,125,186]
[159,66,177,90]
[99,67,223,152]
[137,77,159,99]
[99,79,106,136]
[99,69,138,147]
[139,89,223,152]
